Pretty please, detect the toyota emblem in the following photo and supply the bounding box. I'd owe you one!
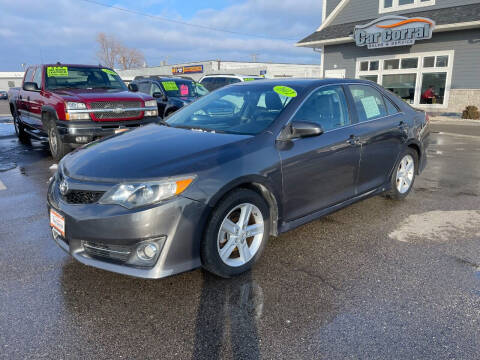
[59,179,69,196]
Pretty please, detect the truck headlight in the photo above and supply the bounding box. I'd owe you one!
[65,102,90,120]
[99,176,195,209]
[144,100,158,117]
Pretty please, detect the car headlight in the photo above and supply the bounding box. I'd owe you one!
[99,176,195,209]
[65,102,90,120]
[144,100,158,117]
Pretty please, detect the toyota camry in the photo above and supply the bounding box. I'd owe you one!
[47,79,429,278]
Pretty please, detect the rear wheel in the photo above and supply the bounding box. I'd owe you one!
[385,148,418,200]
[201,189,270,278]
[46,119,71,161]
[12,107,30,144]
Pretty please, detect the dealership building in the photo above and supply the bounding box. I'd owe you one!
[297,0,480,114]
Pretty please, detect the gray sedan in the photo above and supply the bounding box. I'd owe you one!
[47,79,429,278]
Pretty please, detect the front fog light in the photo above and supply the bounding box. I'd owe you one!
[137,243,158,260]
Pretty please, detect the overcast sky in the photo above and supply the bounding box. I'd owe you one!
[0,0,323,71]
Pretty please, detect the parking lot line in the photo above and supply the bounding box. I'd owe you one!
[0,180,6,190]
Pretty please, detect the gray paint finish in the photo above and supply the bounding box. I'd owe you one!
[326,0,343,19]
[323,29,480,89]
[331,0,480,26]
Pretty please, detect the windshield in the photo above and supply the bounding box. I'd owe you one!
[166,84,298,135]
[160,80,201,98]
[45,66,127,90]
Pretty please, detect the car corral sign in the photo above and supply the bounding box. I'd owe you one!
[354,16,435,49]
[172,65,204,75]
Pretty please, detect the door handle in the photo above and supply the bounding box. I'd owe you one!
[346,135,361,146]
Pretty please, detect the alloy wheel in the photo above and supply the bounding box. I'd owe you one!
[396,154,415,194]
[217,203,265,267]
[48,127,58,156]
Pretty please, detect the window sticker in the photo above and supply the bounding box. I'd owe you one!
[361,96,381,119]
[47,66,68,77]
[162,81,179,91]
[102,68,118,76]
[179,84,189,96]
[243,78,256,82]
[273,86,297,98]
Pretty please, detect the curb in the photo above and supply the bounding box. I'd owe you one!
[430,117,480,125]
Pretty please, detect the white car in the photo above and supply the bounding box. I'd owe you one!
[199,74,264,91]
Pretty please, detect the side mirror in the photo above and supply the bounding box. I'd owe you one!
[289,121,323,139]
[23,82,40,92]
[128,83,138,92]
[152,92,165,100]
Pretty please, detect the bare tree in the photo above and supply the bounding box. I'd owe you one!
[96,33,145,70]
[96,33,118,68]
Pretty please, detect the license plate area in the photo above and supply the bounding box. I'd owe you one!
[50,208,65,237]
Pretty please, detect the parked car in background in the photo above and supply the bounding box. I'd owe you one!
[131,76,209,118]
[8,63,158,160]
[47,79,429,280]
[199,74,264,91]
[0,90,7,99]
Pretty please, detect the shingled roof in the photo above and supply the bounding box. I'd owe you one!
[297,3,480,46]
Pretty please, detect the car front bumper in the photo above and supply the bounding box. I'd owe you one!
[47,176,208,279]
[57,117,160,145]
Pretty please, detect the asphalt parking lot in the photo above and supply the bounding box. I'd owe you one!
[0,116,479,359]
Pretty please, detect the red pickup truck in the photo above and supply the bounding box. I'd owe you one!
[8,63,158,160]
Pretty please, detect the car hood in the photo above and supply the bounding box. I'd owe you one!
[52,88,150,102]
[63,124,252,181]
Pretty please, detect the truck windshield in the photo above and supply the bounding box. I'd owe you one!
[45,66,127,91]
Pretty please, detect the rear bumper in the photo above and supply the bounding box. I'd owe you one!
[57,116,159,144]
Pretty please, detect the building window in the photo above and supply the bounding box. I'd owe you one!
[380,0,435,13]
[356,51,454,108]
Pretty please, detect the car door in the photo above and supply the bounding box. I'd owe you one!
[28,66,45,130]
[18,67,35,125]
[278,85,361,221]
[151,81,168,117]
[346,84,406,194]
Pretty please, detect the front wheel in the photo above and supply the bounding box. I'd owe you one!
[385,148,418,200]
[201,189,270,278]
[47,121,71,161]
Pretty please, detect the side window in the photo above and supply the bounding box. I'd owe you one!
[151,82,163,96]
[33,67,43,89]
[226,78,241,85]
[292,85,350,131]
[24,67,34,83]
[384,96,400,115]
[137,82,151,95]
[200,78,215,91]
[349,85,387,122]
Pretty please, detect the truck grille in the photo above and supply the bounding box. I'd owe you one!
[82,241,132,263]
[63,190,105,204]
[89,101,143,120]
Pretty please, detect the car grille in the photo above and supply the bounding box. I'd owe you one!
[82,241,132,263]
[89,101,142,120]
[63,190,105,204]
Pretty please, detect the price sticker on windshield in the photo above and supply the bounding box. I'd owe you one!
[162,81,179,91]
[244,78,256,82]
[273,86,297,98]
[102,69,118,76]
[47,66,69,77]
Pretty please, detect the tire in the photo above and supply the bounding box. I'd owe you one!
[46,118,71,161]
[201,189,270,278]
[385,147,418,200]
[12,107,30,144]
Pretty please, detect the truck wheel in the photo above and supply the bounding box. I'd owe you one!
[12,108,30,144]
[46,121,71,161]
[201,189,270,278]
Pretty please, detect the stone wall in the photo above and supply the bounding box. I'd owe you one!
[446,89,480,115]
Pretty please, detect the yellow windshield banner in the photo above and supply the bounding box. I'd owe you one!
[273,85,297,98]
[244,78,256,81]
[47,66,69,77]
[102,69,118,76]
[162,81,179,91]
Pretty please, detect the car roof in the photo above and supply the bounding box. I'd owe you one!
[133,76,193,82]
[229,78,375,89]
[201,74,262,79]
